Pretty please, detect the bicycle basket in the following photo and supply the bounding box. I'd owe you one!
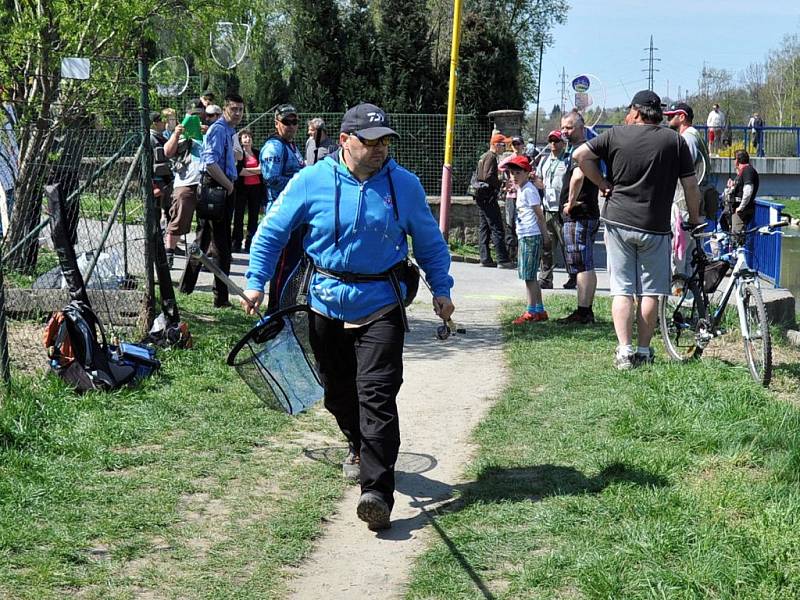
[227,304,322,415]
[703,259,730,293]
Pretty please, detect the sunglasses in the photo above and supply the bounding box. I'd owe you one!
[280,117,299,126]
[351,133,392,147]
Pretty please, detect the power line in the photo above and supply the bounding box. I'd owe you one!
[641,35,660,91]
[558,67,568,113]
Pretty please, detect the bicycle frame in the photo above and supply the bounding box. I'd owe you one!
[706,247,756,341]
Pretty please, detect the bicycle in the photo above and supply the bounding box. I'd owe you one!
[658,219,789,386]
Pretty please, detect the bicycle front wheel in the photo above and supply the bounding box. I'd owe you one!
[740,283,772,386]
[659,276,706,361]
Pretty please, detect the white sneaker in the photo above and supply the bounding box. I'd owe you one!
[614,349,635,370]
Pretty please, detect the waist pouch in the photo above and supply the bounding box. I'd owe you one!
[313,258,421,331]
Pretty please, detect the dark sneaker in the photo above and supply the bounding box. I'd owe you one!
[556,309,595,325]
[480,260,497,268]
[563,276,577,290]
[342,448,360,481]
[357,492,391,531]
[497,261,517,269]
[172,246,187,257]
[538,279,553,289]
[634,347,655,366]
[614,349,636,371]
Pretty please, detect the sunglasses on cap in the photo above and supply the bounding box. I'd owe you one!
[280,117,299,126]
[351,133,392,147]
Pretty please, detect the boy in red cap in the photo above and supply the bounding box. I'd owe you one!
[505,155,550,324]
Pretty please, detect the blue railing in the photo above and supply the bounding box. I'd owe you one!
[749,199,785,286]
[593,124,800,157]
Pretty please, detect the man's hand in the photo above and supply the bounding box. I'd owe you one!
[432,296,455,321]
[225,180,235,195]
[241,290,264,315]
[174,123,185,137]
[598,178,613,197]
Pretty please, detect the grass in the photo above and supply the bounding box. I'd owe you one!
[0,292,346,599]
[406,295,800,599]
[449,240,480,259]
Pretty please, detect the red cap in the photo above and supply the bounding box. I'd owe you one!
[547,129,564,142]
[505,154,532,173]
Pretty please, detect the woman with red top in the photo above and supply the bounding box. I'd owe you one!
[232,129,264,252]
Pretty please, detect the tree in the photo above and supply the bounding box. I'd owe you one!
[456,11,523,115]
[377,0,442,112]
[286,0,345,112]
[1,0,246,272]
[339,0,382,108]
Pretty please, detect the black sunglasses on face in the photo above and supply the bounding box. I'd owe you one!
[280,117,299,126]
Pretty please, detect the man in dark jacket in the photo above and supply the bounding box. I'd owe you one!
[471,133,514,268]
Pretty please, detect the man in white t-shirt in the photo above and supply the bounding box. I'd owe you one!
[532,129,569,289]
[706,103,725,154]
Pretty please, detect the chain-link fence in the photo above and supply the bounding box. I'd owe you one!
[242,112,493,196]
[0,55,159,388]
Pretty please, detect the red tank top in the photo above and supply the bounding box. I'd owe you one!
[242,153,261,186]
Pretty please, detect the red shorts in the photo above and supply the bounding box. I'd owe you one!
[708,129,716,143]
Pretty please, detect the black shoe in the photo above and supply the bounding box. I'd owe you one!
[634,347,655,366]
[357,491,391,531]
[480,260,497,268]
[231,244,243,254]
[538,279,553,289]
[563,276,577,290]
[214,301,233,309]
[556,309,595,325]
[497,261,516,269]
[172,246,186,257]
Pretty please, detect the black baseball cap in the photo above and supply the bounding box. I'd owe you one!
[340,103,398,140]
[149,111,162,124]
[628,90,665,109]
[664,102,694,121]
[275,104,298,119]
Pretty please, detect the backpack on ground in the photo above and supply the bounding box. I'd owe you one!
[43,300,159,393]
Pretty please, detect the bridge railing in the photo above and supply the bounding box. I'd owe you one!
[749,199,786,286]
[593,124,800,157]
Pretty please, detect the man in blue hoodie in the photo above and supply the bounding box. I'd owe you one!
[243,103,455,532]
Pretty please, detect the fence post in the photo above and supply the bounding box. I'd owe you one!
[138,51,157,331]
[0,246,11,390]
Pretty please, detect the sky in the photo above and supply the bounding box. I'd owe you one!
[536,0,800,115]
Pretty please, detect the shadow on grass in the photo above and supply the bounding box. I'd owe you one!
[388,461,669,599]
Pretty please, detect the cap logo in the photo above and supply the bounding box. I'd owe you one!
[367,111,385,123]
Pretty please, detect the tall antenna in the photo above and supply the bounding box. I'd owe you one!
[558,67,568,112]
[641,35,660,91]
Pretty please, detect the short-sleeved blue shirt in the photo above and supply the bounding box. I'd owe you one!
[202,118,237,182]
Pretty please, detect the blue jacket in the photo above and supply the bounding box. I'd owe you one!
[259,135,304,204]
[245,152,453,321]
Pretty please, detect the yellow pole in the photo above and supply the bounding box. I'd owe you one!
[438,0,464,239]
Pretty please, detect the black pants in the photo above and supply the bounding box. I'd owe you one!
[309,307,405,509]
[232,183,263,251]
[475,195,509,264]
[179,201,234,306]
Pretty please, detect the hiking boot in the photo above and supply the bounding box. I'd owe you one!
[634,347,655,366]
[614,348,636,371]
[556,309,595,325]
[357,491,391,531]
[480,260,497,268]
[563,275,577,289]
[497,261,517,269]
[538,279,553,289]
[342,448,360,481]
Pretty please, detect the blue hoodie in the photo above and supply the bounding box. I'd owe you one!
[245,152,453,322]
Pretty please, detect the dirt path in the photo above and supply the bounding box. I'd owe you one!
[285,262,520,599]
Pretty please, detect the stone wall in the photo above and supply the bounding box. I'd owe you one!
[427,196,483,245]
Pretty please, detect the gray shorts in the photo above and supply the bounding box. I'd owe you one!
[605,223,670,296]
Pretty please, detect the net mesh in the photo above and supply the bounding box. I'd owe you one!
[210,22,251,70]
[228,307,322,415]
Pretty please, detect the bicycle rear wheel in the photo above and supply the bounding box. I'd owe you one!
[659,276,706,361]
[740,283,772,386]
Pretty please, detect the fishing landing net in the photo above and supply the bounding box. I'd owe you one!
[227,304,322,415]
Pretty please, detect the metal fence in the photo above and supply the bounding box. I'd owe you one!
[750,199,785,286]
[241,112,493,196]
